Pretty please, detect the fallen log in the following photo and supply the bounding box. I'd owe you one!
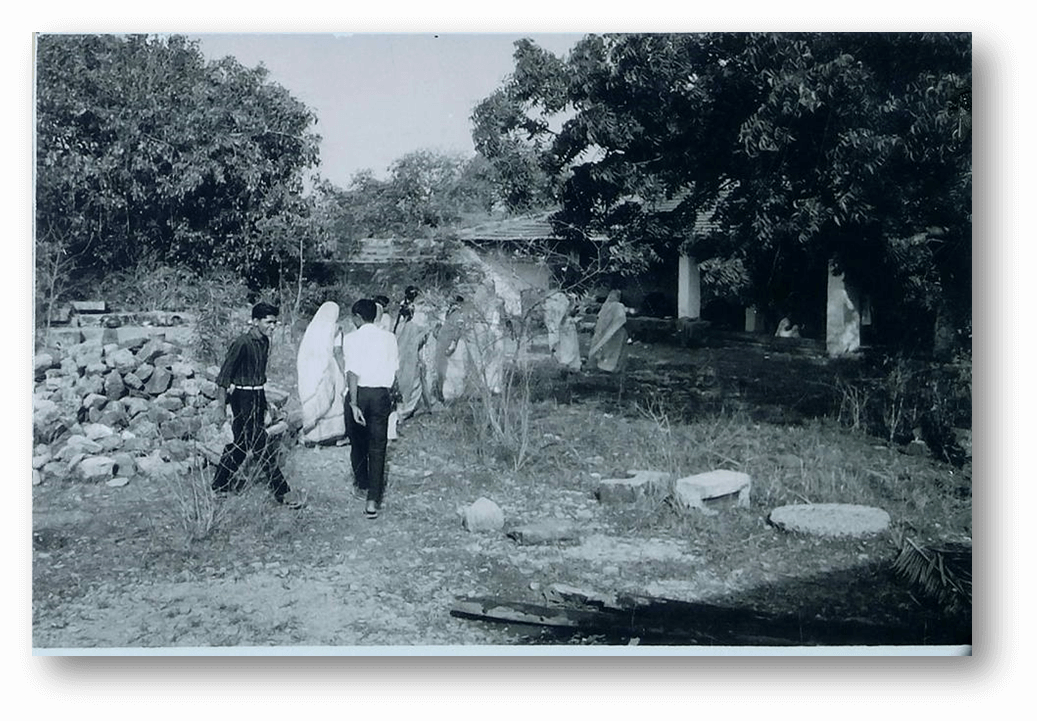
[450,592,920,646]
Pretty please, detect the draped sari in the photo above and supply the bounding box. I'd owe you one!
[587,291,628,372]
[435,306,467,402]
[395,304,431,419]
[296,302,346,444]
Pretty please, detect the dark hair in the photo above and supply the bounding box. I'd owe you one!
[404,285,419,300]
[351,298,377,323]
[251,302,280,320]
[373,295,390,307]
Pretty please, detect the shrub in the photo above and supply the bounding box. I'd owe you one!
[164,458,229,546]
[96,265,212,311]
[192,278,253,365]
[830,351,972,464]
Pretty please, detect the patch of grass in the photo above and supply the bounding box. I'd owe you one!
[163,458,228,546]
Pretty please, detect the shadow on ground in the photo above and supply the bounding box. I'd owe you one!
[490,557,971,647]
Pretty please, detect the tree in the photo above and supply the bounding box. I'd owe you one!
[323,149,498,245]
[470,87,560,212]
[35,33,322,294]
[473,33,971,352]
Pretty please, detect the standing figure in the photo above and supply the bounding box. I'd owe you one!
[296,302,346,445]
[555,293,583,372]
[587,290,629,372]
[341,298,399,519]
[435,295,468,403]
[393,285,419,334]
[373,294,394,333]
[543,291,569,354]
[394,286,432,420]
[212,302,302,509]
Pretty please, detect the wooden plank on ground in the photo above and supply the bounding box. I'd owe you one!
[450,593,919,646]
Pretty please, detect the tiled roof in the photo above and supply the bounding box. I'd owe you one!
[350,237,460,265]
[641,184,736,238]
[456,185,734,246]
[458,213,568,242]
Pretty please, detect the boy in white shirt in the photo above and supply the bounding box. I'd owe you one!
[341,298,399,519]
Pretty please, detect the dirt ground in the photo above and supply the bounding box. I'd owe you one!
[31,338,971,651]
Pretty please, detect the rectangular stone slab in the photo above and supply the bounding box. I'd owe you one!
[674,469,751,511]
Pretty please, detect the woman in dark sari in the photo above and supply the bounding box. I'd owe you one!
[587,290,628,372]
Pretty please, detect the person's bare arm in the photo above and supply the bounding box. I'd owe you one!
[347,371,365,426]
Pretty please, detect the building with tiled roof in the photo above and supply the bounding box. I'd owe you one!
[348,236,459,265]
[457,211,609,245]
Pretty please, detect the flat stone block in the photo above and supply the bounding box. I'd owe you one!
[596,469,670,503]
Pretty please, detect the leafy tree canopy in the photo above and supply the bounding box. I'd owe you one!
[35,33,322,290]
[474,33,971,350]
[320,149,498,245]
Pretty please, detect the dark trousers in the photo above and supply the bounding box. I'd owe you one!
[346,386,392,505]
[212,389,290,499]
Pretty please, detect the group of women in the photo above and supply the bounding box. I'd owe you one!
[296,285,631,445]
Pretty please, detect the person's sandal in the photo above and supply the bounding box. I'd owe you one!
[364,507,379,520]
[278,496,304,510]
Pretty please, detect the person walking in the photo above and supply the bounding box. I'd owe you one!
[296,301,347,446]
[211,302,302,509]
[393,285,419,334]
[394,286,433,421]
[341,298,399,519]
[434,295,468,403]
[373,294,394,333]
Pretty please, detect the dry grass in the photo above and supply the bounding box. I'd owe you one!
[180,316,970,557]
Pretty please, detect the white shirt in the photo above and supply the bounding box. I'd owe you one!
[340,323,399,389]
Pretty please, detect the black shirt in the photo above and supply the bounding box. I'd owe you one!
[215,328,269,388]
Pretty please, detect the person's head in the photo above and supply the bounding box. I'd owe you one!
[351,298,378,325]
[404,285,419,302]
[372,294,390,320]
[250,302,280,336]
[606,289,622,303]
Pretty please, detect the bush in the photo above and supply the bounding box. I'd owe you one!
[165,458,230,546]
[96,265,217,311]
[191,278,253,366]
[831,351,972,464]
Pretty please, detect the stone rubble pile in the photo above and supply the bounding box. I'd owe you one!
[32,331,294,487]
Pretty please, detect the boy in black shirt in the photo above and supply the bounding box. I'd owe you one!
[211,302,302,509]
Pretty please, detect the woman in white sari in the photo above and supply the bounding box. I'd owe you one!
[543,291,569,354]
[296,302,346,445]
[554,292,583,372]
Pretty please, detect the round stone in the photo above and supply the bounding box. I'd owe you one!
[768,503,891,538]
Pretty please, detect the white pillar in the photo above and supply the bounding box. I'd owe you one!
[678,254,701,319]
[745,307,761,333]
[826,261,861,357]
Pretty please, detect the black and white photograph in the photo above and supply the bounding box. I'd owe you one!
[30,30,973,655]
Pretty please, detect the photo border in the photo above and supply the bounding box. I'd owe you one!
[20,5,1024,713]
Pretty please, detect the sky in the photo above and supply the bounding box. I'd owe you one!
[191,33,584,188]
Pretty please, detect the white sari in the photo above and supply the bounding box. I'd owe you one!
[296,302,346,444]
